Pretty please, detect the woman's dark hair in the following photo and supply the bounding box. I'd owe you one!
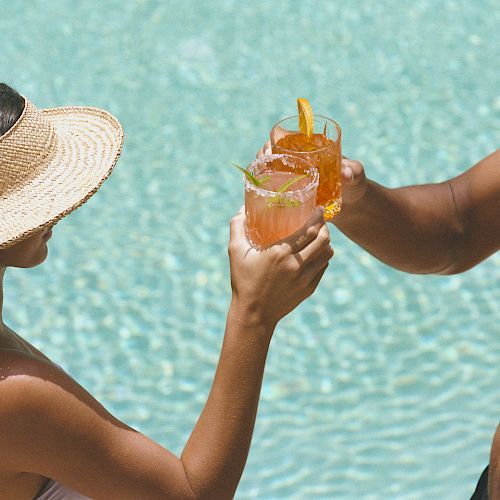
[0,83,25,136]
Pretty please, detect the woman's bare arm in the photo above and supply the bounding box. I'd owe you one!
[0,209,333,500]
[333,149,500,274]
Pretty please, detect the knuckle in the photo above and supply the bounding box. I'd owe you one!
[287,259,300,273]
[352,159,365,172]
[320,231,330,245]
[317,227,330,245]
[269,245,284,260]
[307,225,320,239]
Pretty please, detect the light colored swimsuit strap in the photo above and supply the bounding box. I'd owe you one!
[33,478,91,500]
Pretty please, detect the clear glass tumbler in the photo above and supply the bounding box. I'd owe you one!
[270,115,342,219]
[245,154,319,248]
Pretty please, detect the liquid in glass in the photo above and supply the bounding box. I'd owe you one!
[245,155,319,248]
[271,116,342,220]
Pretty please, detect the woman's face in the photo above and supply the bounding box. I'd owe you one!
[0,226,53,268]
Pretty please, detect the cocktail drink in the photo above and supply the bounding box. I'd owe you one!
[270,105,342,220]
[244,154,319,249]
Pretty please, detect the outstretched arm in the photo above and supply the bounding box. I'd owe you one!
[0,209,333,500]
[333,149,500,274]
[181,208,332,497]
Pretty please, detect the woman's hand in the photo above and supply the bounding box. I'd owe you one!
[228,207,334,328]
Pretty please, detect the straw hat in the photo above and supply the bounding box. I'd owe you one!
[0,96,124,249]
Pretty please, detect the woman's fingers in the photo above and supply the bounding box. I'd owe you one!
[279,208,325,253]
[306,262,330,292]
[302,247,333,283]
[229,206,250,253]
[296,223,333,264]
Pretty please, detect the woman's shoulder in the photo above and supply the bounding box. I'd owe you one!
[0,348,72,430]
[0,350,69,469]
[0,346,191,498]
[0,348,111,422]
[0,348,129,481]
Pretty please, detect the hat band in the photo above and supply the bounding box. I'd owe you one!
[0,99,58,197]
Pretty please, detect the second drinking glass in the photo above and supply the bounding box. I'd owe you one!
[270,115,342,220]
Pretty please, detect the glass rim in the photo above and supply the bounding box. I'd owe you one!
[245,153,319,198]
[271,115,341,153]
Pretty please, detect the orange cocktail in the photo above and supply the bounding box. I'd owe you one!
[245,154,318,248]
[270,101,342,220]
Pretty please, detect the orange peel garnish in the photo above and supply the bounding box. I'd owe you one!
[297,97,314,138]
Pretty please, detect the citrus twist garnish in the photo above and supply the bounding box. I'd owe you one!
[297,97,314,138]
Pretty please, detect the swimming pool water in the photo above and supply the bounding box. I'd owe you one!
[1,1,499,498]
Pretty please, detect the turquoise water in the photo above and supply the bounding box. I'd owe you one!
[1,0,499,498]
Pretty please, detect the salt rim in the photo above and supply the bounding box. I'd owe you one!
[245,154,319,200]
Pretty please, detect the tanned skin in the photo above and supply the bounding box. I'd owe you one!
[335,150,500,499]
[0,209,333,500]
[259,142,500,498]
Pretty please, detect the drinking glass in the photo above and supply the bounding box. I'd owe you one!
[245,154,319,249]
[270,115,342,219]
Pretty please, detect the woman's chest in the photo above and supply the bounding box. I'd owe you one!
[0,468,48,499]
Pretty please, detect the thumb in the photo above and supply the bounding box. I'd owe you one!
[341,158,366,186]
[229,206,248,243]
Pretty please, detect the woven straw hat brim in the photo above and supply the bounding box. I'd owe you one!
[0,106,123,249]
